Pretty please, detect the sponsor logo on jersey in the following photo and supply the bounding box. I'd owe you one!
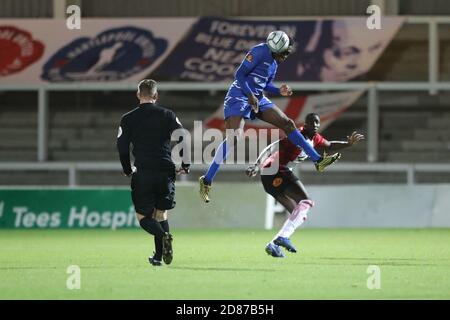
[272,177,283,187]
[0,26,44,77]
[245,53,253,63]
[254,76,262,85]
[42,26,167,82]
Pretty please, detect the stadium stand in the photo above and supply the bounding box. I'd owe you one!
[1,3,449,186]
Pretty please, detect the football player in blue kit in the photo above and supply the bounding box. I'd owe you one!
[199,31,341,203]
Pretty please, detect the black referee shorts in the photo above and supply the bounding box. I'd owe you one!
[131,169,176,216]
[260,169,299,198]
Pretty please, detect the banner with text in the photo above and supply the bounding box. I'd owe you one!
[0,189,138,229]
[152,16,404,82]
[0,17,403,84]
[0,18,194,84]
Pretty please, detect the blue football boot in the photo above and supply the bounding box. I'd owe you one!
[265,243,285,258]
[274,236,297,253]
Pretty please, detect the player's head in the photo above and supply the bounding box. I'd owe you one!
[137,79,158,102]
[267,31,294,63]
[304,113,320,135]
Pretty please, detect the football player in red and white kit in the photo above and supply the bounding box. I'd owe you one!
[246,113,364,257]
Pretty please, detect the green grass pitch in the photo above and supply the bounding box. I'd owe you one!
[0,229,449,299]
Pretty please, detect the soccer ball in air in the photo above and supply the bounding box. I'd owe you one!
[266,30,290,53]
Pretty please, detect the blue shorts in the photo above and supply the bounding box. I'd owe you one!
[223,95,275,120]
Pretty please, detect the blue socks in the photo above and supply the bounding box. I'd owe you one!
[287,130,321,162]
[204,140,229,184]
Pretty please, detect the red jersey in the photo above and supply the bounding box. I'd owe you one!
[262,128,327,172]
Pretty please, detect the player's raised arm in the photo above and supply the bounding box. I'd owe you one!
[322,131,365,153]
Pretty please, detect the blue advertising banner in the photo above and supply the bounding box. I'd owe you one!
[152,16,404,82]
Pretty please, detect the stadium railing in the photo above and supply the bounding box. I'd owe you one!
[1,162,450,187]
[1,81,449,163]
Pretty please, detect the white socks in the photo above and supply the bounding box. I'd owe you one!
[273,199,314,240]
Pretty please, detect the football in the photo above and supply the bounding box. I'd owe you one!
[266,30,290,53]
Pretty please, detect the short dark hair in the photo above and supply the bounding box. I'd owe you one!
[138,79,157,98]
[305,113,320,123]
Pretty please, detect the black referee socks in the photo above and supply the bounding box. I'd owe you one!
[139,216,165,238]
[160,220,169,233]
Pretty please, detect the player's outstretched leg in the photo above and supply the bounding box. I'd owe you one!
[258,106,341,172]
[315,152,341,172]
[265,243,285,258]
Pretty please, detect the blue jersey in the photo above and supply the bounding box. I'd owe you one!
[228,43,279,99]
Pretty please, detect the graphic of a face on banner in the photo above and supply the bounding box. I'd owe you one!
[292,19,401,81]
[152,17,404,82]
[0,17,403,83]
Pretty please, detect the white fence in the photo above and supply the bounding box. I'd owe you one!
[1,162,450,187]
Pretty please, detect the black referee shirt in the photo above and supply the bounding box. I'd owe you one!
[117,103,182,175]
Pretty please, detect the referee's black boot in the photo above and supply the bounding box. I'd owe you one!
[162,233,173,265]
[149,255,162,267]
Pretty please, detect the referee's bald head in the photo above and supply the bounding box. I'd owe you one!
[137,79,157,99]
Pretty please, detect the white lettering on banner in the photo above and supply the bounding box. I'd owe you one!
[195,33,234,49]
[66,31,137,59]
[86,211,101,227]
[68,206,136,229]
[134,35,155,57]
[182,48,245,81]
[0,29,14,41]
[68,206,87,226]
[13,34,33,56]
[203,48,236,63]
[0,201,4,219]
[209,20,296,38]
[184,58,235,76]
[13,206,62,228]
[13,207,28,227]
[234,39,260,51]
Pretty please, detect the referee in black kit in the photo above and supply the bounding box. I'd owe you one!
[117,79,190,266]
